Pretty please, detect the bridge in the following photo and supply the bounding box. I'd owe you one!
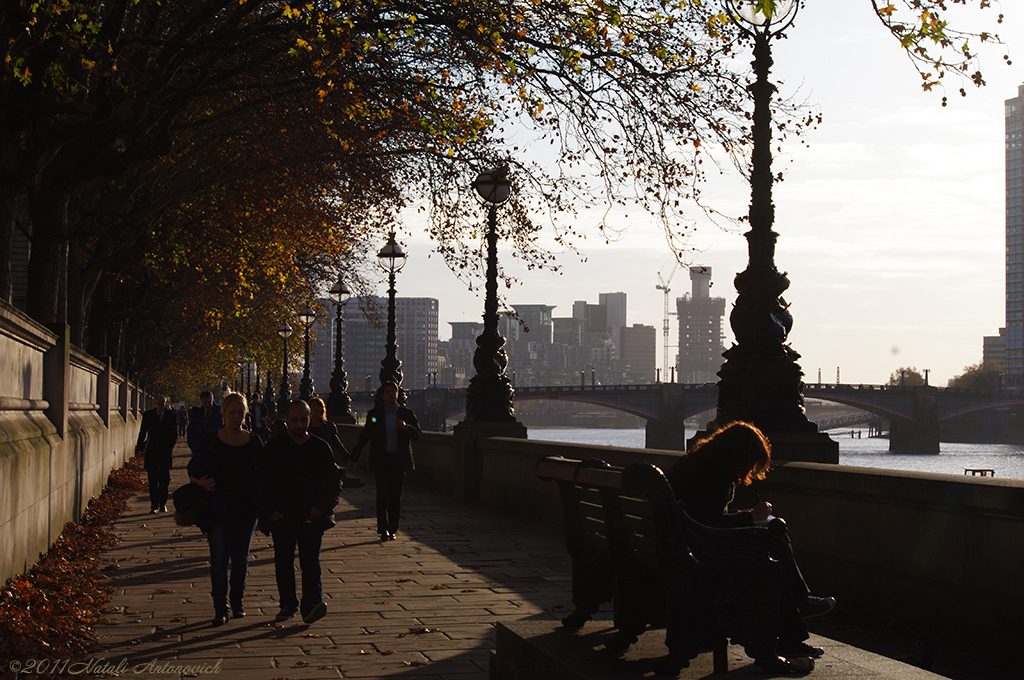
[349,383,1024,454]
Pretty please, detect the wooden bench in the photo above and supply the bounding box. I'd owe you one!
[537,455,793,675]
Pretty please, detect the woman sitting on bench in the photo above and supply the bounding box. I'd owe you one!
[666,421,835,672]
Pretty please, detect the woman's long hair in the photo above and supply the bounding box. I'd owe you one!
[688,421,771,486]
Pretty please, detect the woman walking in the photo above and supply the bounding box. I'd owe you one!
[188,391,263,626]
[309,397,362,488]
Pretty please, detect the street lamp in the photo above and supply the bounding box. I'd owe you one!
[377,232,407,403]
[277,323,292,414]
[710,1,835,461]
[327,276,355,423]
[263,368,276,422]
[464,165,517,422]
[298,307,317,400]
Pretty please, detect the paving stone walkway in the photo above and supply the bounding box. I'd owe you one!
[93,443,572,679]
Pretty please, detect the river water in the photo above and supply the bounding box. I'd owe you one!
[528,426,1024,480]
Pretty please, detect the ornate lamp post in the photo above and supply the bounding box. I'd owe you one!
[298,307,317,400]
[709,0,836,461]
[263,368,276,422]
[327,277,355,423]
[377,233,407,403]
[277,323,292,414]
[464,166,517,423]
[453,166,526,502]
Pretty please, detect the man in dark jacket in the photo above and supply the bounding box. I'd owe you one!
[259,400,341,624]
[136,395,179,513]
[348,381,421,541]
[187,390,223,454]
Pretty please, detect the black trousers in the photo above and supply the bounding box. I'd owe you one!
[147,466,171,510]
[373,453,405,535]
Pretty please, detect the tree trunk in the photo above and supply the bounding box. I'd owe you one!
[25,175,70,326]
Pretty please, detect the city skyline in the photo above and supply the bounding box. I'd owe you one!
[371,3,1024,388]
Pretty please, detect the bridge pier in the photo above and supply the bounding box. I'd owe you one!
[888,387,939,454]
[644,419,688,451]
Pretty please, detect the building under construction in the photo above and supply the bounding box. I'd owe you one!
[676,266,726,384]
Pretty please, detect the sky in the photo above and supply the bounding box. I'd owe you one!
[378,2,1024,387]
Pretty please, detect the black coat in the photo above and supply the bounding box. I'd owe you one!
[350,405,421,472]
[258,434,341,532]
[136,407,178,470]
[665,446,754,528]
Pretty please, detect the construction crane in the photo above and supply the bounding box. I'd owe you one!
[656,264,679,382]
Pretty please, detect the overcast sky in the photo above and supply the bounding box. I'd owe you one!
[381,2,1023,387]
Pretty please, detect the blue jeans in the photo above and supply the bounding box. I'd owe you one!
[207,519,256,603]
[271,521,325,613]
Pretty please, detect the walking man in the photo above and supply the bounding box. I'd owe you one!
[259,400,341,624]
[136,395,179,513]
[188,390,223,454]
[348,381,421,541]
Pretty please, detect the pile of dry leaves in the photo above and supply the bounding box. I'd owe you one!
[0,457,147,674]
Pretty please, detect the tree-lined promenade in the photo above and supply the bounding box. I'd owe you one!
[1,1,1006,399]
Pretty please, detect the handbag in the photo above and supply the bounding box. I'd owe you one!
[172,482,209,527]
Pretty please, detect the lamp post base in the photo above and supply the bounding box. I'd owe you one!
[452,420,528,503]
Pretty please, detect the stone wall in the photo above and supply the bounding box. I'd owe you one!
[0,302,143,582]
[339,425,1023,645]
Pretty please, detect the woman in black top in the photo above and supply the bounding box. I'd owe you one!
[188,392,262,626]
[665,422,834,670]
[309,397,361,487]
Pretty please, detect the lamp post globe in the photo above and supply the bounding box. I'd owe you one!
[725,0,797,33]
[327,277,355,423]
[277,323,293,414]
[464,166,517,423]
[377,233,406,404]
[297,308,317,401]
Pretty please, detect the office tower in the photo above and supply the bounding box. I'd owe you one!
[325,296,439,393]
[599,292,627,357]
[511,304,555,344]
[447,321,484,387]
[1005,84,1024,387]
[619,323,657,382]
[676,266,726,384]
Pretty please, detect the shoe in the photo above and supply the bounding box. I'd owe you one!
[755,655,814,674]
[379,533,389,542]
[149,508,159,514]
[799,596,836,620]
[231,604,245,618]
[386,531,397,541]
[301,602,327,624]
[160,505,167,512]
[212,602,229,627]
[778,642,824,659]
[275,607,297,622]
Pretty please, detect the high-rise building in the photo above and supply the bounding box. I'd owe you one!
[599,292,627,357]
[447,321,483,387]
[676,266,726,384]
[1004,84,1024,387]
[619,323,657,383]
[315,296,438,393]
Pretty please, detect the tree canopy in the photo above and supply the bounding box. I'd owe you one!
[887,366,927,387]
[947,360,1004,388]
[0,0,1008,394]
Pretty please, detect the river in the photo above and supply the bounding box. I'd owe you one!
[527,426,1024,480]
